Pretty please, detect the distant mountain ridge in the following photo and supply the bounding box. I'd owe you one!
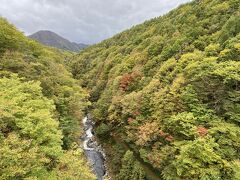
[29,30,88,52]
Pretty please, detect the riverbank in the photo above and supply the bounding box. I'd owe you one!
[98,132,161,180]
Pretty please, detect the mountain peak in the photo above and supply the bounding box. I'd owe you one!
[29,30,88,52]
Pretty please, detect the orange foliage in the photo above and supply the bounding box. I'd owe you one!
[120,73,133,91]
[165,135,174,142]
[159,130,167,137]
[197,126,208,137]
[136,122,159,146]
[119,72,140,91]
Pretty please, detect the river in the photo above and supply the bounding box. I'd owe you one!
[82,115,106,180]
[82,115,161,180]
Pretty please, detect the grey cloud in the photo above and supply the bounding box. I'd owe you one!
[0,0,191,44]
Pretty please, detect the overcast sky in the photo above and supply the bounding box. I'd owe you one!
[0,0,190,44]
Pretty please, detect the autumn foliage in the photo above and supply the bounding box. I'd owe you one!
[119,72,140,91]
[72,0,240,179]
[197,126,208,137]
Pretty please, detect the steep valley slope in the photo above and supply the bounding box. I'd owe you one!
[71,0,240,179]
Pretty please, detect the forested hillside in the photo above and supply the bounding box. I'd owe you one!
[0,18,95,179]
[72,0,240,179]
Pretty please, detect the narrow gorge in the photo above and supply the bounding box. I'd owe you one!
[82,116,106,180]
[0,0,240,179]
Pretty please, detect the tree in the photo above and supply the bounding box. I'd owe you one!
[0,75,62,178]
[0,18,27,55]
[117,150,146,180]
[0,75,95,179]
[162,137,235,180]
[53,148,96,180]
[68,0,240,179]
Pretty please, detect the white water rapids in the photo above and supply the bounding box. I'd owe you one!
[82,116,106,180]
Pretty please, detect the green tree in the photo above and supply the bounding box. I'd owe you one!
[0,75,95,179]
[117,150,146,180]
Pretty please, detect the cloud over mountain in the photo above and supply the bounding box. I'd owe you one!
[0,0,190,44]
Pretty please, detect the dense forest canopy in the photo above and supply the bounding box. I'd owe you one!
[71,0,240,179]
[1,0,240,179]
[0,18,95,179]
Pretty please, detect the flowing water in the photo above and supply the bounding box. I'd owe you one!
[82,115,106,180]
[82,115,160,180]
